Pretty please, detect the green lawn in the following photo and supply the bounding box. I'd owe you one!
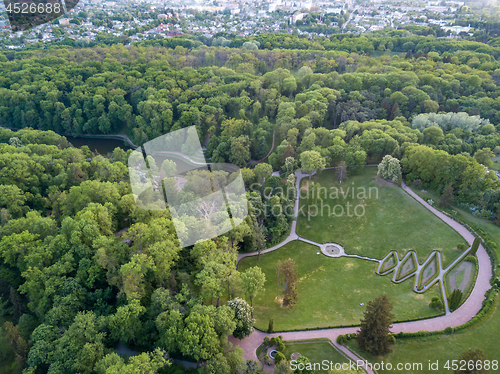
[445,260,476,299]
[238,241,443,331]
[297,168,466,267]
[283,341,349,373]
[347,291,500,374]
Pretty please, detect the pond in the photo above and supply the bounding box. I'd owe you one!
[65,136,132,155]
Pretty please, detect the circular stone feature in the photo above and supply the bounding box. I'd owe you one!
[320,243,345,258]
[269,350,278,360]
[325,245,340,255]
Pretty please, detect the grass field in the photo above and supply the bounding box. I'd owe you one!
[296,168,466,267]
[238,240,443,331]
[445,260,476,298]
[347,291,500,374]
[283,340,350,373]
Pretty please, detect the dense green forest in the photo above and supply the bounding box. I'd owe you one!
[1,33,500,374]
[0,127,276,373]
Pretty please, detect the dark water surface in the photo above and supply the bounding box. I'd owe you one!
[65,136,131,154]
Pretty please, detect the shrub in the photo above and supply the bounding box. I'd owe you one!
[390,335,396,343]
[444,326,453,334]
[448,289,463,311]
[429,296,444,310]
[270,337,279,347]
[278,341,285,352]
[470,237,480,256]
[274,351,286,365]
[264,336,270,346]
[336,334,347,345]
[264,354,272,366]
[267,318,274,333]
[457,243,466,251]
[465,255,477,264]
[412,179,423,189]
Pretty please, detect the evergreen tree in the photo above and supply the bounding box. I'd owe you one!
[268,318,274,333]
[439,183,454,208]
[470,237,480,256]
[448,289,463,312]
[9,287,23,323]
[357,294,394,355]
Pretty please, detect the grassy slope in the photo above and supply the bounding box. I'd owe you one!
[296,168,466,267]
[347,291,500,374]
[238,241,442,331]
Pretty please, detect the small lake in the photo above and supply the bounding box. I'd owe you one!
[65,136,132,155]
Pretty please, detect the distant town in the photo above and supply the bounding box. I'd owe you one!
[0,0,478,49]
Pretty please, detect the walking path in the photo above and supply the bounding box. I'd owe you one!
[231,172,493,374]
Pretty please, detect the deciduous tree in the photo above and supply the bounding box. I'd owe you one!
[241,266,266,316]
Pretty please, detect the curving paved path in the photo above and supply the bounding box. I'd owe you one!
[231,174,493,373]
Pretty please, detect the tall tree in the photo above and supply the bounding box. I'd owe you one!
[254,163,273,192]
[439,183,454,208]
[228,298,254,340]
[300,150,325,185]
[4,321,29,371]
[377,155,401,182]
[473,148,494,168]
[357,294,394,355]
[448,289,463,312]
[108,300,145,345]
[336,160,348,183]
[241,266,266,317]
[278,258,298,307]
